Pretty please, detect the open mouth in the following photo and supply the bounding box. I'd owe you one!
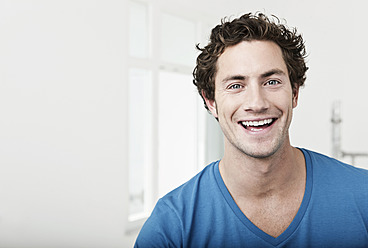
[239,118,276,131]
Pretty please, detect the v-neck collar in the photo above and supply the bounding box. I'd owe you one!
[214,148,313,246]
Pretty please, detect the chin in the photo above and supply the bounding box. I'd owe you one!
[244,150,277,159]
[240,142,282,159]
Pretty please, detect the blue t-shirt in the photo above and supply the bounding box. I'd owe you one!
[135,149,368,247]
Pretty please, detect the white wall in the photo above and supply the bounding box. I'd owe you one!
[0,1,367,248]
[0,1,134,247]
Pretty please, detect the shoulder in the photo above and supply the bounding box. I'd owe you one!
[300,149,368,236]
[162,160,220,208]
[301,148,368,191]
[302,148,368,175]
[134,198,182,248]
[135,161,220,247]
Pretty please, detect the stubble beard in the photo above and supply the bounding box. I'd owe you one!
[222,116,292,160]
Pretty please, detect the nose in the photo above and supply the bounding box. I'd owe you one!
[243,83,269,113]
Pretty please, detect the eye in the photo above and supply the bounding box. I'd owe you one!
[265,79,280,86]
[228,84,242,90]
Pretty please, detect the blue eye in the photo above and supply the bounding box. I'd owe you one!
[266,80,280,86]
[229,84,242,90]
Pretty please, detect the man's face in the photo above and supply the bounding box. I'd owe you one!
[204,40,299,159]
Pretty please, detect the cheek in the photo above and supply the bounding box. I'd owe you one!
[274,90,295,108]
[217,97,242,119]
[271,96,293,114]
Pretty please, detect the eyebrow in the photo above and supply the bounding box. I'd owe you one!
[260,69,286,79]
[221,68,287,83]
[221,75,246,83]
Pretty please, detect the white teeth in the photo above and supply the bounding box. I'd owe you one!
[242,118,273,127]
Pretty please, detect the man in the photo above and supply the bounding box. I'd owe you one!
[135,13,368,247]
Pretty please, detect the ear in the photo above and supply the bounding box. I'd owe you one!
[202,90,218,118]
[292,86,300,108]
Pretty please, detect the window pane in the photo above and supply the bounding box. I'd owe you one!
[160,14,196,66]
[158,71,198,197]
[128,68,152,216]
[129,1,149,58]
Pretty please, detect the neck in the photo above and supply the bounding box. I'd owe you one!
[219,141,305,199]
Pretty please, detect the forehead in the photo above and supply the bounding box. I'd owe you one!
[216,40,287,79]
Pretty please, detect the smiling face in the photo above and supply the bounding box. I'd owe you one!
[204,40,299,159]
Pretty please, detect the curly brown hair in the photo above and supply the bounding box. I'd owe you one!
[193,12,308,110]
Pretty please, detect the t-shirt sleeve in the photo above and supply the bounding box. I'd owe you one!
[134,199,183,248]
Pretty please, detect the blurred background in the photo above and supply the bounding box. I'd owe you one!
[0,0,367,247]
